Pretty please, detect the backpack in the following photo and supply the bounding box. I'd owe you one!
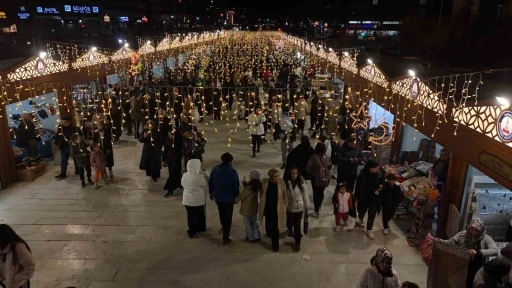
[313,155,330,188]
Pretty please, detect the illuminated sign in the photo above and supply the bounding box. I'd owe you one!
[18,7,29,19]
[0,12,6,19]
[348,24,377,29]
[119,16,129,22]
[141,16,147,22]
[64,5,99,14]
[36,7,60,14]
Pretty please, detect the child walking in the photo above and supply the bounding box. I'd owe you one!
[70,133,93,187]
[332,183,354,232]
[235,170,262,242]
[90,142,107,189]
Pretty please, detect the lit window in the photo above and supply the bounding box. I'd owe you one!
[373,0,378,4]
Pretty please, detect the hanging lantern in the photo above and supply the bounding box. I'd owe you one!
[104,14,110,22]
[142,16,148,23]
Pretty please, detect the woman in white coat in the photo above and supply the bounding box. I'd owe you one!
[284,166,311,252]
[182,159,208,239]
[357,247,401,288]
[248,107,266,158]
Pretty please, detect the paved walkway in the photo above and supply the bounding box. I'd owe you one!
[0,119,428,288]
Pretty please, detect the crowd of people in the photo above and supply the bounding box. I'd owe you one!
[34,33,512,288]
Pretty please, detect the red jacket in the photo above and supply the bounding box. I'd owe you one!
[332,192,353,215]
[90,151,106,171]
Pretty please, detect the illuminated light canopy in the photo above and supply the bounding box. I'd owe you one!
[7,57,68,81]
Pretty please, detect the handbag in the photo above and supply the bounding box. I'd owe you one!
[303,214,309,235]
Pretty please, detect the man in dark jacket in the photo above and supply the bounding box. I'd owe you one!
[336,135,364,191]
[286,135,314,180]
[354,159,382,240]
[208,153,240,244]
[16,113,39,157]
[54,115,82,179]
[381,173,403,236]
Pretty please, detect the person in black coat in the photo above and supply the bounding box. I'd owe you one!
[381,173,403,236]
[16,113,39,157]
[353,159,382,240]
[54,115,82,179]
[286,135,314,180]
[157,109,171,142]
[139,120,163,182]
[109,96,123,143]
[93,121,115,179]
[121,94,132,136]
[163,130,183,198]
[336,135,364,191]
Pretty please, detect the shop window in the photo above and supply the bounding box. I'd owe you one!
[400,124,443,164]
[460,166,511,241]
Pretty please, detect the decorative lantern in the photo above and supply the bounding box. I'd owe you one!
[104,14,110,22]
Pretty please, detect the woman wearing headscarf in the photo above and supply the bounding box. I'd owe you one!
[0,224,35,288]
[356,247,401,288]
[259,169,288,252]
[437,218,498,288]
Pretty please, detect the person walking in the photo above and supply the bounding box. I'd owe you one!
[54,115,82,179]
[279,111,296,169]
[90,142,107,189]
[286,135,313,177]
[235,170,262,242]
[248,107,266,158]
[381,173,403,236]
[139,120,163,182]
[354,159,382,240]
[0,224,35,288]
[259,169,288,252]
[93,121,115,180]
[284,166,310,252]
[356,247,401,288]
[336,135,364,191]
[306,142,331,218]
[332,182,354,232]
[182,159,208,239]
[130,94,143,139]
[208,153,240,245]
[70,134,93,187]
[16,113,39,157]
[294,95,309,135]
[163,130,183,198]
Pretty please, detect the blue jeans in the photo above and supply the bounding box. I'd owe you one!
[60,147,70,174]
[243,215,261,241]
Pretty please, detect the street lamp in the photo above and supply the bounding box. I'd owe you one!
[496,97,510,107]
[408,70,416,77]
[39,52,47,59]
[124,43,129,48]
[367,59,373,64]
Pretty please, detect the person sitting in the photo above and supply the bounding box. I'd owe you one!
[473,258,510,288]
[437,218,499,288]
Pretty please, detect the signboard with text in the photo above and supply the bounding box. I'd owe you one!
[63,5,99,14]
[36,7,60,14]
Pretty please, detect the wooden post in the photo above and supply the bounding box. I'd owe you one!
[438,153,469,238]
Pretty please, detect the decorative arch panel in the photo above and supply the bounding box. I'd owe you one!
[391,77,445,115]
[452,106,512,147]
[71,50,109,69]
[138,43,156,55]
[360,64,388,88]
[111,47,135,61]
[340,56,358,75]
[7,57,68,81]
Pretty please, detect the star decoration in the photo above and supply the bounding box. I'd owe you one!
[350,102,372,130]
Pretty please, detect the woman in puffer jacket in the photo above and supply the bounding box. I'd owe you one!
[283,166,311,253]
[357,247,401,288]
[181,159,208,239]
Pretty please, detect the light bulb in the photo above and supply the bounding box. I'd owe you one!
[408,70,416,77]
[39,52,47,59]
[367,59,373,64]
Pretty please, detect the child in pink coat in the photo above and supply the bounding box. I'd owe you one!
[90,143,107,189]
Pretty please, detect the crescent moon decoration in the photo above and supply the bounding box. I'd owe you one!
[369,122,394,146]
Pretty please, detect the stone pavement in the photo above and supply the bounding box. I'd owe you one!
[0,118,428,288]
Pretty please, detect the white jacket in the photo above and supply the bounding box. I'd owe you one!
[279,115,294,132]
[248,112,266,135]
[285,181,311,213]
[181,159,208,207]
[356,266,401,288]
